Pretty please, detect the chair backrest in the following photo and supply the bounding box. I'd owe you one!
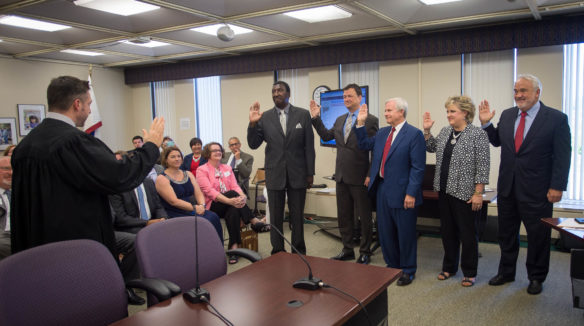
[136,216,227,306]
[0,239,128,326]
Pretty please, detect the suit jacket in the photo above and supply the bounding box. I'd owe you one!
[356,122,426,208]
[312,112,378,185]
[180,153,207,172]
[484,101,571,202]
[196,162,243,209]
[109,178,167,233]
[221,151,253,194]
[247,104,315,190]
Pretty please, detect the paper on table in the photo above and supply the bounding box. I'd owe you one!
[558,218,584,229]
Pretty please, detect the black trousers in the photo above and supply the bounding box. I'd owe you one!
[115,231,139,282]
[496,188,552,282]
[438,192,479,277]
[336,181,373,255]
[210,190,254,248]
[267,177,307,255]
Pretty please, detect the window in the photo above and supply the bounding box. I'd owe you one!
[151,80,175,139]
[194,76,222,144]
[563,43,584,201]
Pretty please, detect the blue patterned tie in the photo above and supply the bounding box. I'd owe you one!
[136,185,148,220]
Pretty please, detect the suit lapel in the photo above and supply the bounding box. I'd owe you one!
[339,112,350,145]
[519,102,547,152]
[387,122,408,160]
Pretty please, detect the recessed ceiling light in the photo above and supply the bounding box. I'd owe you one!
[74,0,159,16]
[0,15,71,32]
[61,49,103,56]
[191,24,252,36]
[283,5,352,23]
[419,0,462,5]
[120,40,170,48]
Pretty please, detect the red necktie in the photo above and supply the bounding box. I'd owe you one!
[380,127,395,177]
[514,112,527,153]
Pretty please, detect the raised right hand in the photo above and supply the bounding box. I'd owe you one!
[143,117,165,147]
[423,112,434,131]
[309,100,320,118]
[478,100,496,125]
[356,104,368,126]
[249,101,262,124]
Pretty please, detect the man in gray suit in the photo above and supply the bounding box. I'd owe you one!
[310,84,378,264]
[221,136,254,196]
[248,81,315,255]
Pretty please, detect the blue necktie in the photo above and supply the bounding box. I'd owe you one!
[136,185,149,220]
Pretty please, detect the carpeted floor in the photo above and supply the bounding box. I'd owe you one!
[129,222,584,325]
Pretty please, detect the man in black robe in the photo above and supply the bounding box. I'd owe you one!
[10,76,164,256]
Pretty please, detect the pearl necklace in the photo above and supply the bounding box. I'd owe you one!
[451,130,462,145]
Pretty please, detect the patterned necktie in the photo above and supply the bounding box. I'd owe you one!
[136,185,149,220]
[280,111,286,135]
[515,111,527,153]
[344,113,353,143]
[380,127,395,177]
[230,155,236,169]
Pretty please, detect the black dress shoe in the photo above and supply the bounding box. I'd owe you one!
[126,288,145,306]
[396,273,415,286]
[488,274,515,286]
[330,251,355,261]
[356,254,370,264]
[527,280,543,295]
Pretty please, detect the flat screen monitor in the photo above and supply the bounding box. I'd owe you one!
[319,86,369,147]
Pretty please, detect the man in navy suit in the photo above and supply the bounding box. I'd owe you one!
[247,81,315,255]
[355,98,426,286]
[479,74,571,295]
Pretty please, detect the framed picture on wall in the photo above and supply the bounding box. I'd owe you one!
[0,118,18,150]
[17,104,45,136]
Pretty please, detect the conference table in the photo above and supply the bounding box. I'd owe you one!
[541,217,584,242]
[112,252,402,326]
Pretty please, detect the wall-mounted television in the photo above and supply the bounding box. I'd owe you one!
[319,86,369,147]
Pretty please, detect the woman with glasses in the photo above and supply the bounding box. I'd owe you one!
[197,142,269,264]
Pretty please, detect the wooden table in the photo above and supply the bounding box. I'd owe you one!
[541,218,584,242]
[111,252,402,326]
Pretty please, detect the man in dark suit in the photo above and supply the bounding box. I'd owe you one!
[479,74,571,295]
[356,97,426,286]
[109,178,168,234]
[221,136,254,196]
[310,84,378,264]
[247,81,315,255]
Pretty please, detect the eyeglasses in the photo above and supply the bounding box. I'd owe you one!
[228,142,240,147]
[210,149,223,153]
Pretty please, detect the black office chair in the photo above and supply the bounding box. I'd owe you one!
[571,249,584,309]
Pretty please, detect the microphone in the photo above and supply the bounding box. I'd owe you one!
[269,223,322,290]
[183,216,210,303]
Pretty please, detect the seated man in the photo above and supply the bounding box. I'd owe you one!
[110,152,167,233]
[221,136,254,196]
[109,177,167,234]
[0,157,12,260]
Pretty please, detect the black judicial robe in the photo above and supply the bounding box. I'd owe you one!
[10,118,160,255]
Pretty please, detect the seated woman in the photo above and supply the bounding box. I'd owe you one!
[196,142,269,264]
[155,146,223,242]
[180,137,206,176]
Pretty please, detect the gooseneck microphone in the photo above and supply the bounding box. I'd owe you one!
[269,223,322,290]
[183,216,210,303]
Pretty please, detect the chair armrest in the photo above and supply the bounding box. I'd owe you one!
[227,248,262,262]
[126,278,182,302]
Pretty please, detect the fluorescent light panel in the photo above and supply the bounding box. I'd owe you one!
[191,24,252,36]
[283,5,352,23]
[419,0,462,5]
[0,15,70,32]
[120,40,170,48]
[61,49,103,56]
[74,0,159,16]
